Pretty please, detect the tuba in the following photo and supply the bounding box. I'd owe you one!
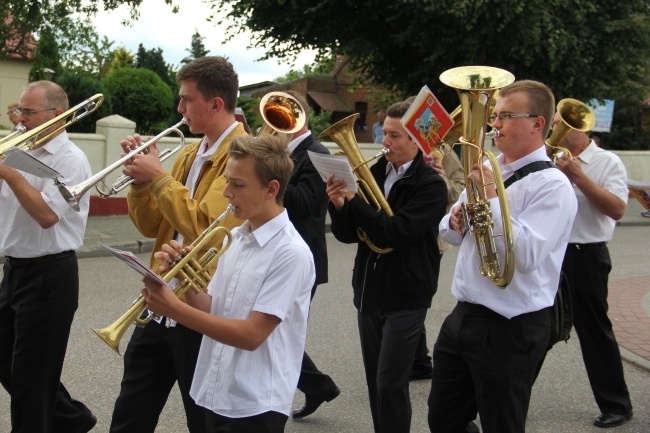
[439,66,515,288]
[258,91,306,136]
[318,113,394,254]
[92,204,234,354]
[546,98,595,160]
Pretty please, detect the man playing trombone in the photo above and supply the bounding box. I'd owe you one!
[0,81,96,433]
[109,56,247,433]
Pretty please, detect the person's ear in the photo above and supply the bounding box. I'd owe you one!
[266,179,280,200]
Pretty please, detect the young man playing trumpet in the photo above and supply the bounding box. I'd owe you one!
[142,133,315,432]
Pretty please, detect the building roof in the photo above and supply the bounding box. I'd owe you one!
[307,91,354,113]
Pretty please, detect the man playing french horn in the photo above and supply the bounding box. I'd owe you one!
[109,56,247,433]
[428,78,578,433]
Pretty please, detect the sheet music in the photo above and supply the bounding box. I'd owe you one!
[307,150,358,192]
[2,147,62,179]
[100,243,168,287]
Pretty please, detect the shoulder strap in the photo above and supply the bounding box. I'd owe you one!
[504,161,555,189]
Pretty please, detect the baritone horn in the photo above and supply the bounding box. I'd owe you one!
[258,91,305,136]
[318,113,394,254]
[440,66,515,288]
[92,204,234,354]
[546,98,595,160]
[0,94,104,156]
[57,118,187,210]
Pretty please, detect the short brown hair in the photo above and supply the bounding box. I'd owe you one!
[228,134,294,204]
[176,56,239,113]
[386,100,411,118]
[22,81,69,111]
[499,80,555,138]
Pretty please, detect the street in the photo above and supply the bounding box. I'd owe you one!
[1,225,649,432]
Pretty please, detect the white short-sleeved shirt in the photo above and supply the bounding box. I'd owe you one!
[190,209,315,418]
[439,146,578,319]
[0,132,91,257]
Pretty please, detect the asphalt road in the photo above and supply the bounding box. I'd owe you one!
[1,225,649,433]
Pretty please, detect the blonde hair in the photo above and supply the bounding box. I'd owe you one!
[499,80,555,138]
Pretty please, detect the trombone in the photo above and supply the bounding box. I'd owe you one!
[58,118,187,210]
[0,124,26,146]
[0,94,104,156]
[92,204,234,354]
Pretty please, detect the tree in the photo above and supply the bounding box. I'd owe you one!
[135,44,176,88]
[102,68,173,134]
[29,26,62,82]
[181,30,210,65]
[55,71,113,133]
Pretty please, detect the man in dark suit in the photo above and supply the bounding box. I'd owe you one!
[283,91,341,420]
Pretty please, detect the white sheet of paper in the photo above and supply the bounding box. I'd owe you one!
[2,147,62,179]
[100,243,169,287]
[307,150,358,192]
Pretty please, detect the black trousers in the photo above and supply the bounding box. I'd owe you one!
[0,253,94,433]
[563,243,632,415]
[358,308,427,433]
[206,410,287,433]
[296,284,338,399]
[109,319,207,433]
[428,301,550,433]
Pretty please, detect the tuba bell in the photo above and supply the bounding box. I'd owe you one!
[546,98,595,160]
[439,66,515,288]
[318,113,394,254]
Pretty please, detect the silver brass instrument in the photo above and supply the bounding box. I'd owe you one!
[94,118,187,198]
[440,66,515,288]
[258,91,306,136]
[92,204,234,354]
[546,98,595,160]
[318,113,394,254]
[0,94,104,156]
[0,124,26,146]
[58,118,187,210]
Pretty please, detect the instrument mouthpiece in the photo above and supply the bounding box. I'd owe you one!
[486,129,500,139]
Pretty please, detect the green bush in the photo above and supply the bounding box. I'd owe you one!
[55,71,113,133]
[102,68,173,135]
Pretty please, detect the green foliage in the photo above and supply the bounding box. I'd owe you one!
[29,26,62,82]
[309,110,333,139]
[102,68,173,134]
[181,30,210,65]
[236,96,263,133]
[55,71,113,133]
[275,56,335,83]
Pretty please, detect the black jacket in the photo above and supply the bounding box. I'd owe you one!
[284,133,329,286]
[329,151,447,311]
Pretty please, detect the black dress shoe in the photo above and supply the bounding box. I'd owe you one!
[292,387,341,419]
[75,413,97,433]
[594,411,633,428]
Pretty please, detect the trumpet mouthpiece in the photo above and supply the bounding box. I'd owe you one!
[486,129,500,139]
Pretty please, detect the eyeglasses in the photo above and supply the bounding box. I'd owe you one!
[489,113,539,122]
[14,107,56,117]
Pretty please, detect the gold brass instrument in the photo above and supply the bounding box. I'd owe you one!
[439,66,515,288]
[0,94,104,156]
[0,124,26,145]
[258,91,306,136]
[318,113,394,254]
[57,118,187,210]
[546,98,596,161]
[92,204,234,354]
[94,118,188,198]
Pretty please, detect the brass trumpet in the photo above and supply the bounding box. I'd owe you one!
[58,118,187,210]
[92,204,234,354]
[440,66,515,288]
[546,98,596,160]
[0,94,104,156]
[318,113,394,254]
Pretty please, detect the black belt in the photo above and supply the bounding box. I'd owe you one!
[5,250,75,266]
[568,242,607,250]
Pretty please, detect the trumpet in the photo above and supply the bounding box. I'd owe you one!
[92,204,234,354]
[546,98,595,161]
[440,66,516,288]
[58,118,187,210]
[0,94,104,156]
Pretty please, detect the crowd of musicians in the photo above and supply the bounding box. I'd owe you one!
[0,56,634,433]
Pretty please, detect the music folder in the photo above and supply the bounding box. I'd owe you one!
[100,243,169,287]
[307,150,358,192]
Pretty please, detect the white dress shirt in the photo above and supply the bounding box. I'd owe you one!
[439,146,577,318]
[0,132,91,258]
[191,210,315,417]
[568,141,628,243]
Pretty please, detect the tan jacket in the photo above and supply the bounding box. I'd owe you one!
[438,148,465,254]
[127,123,247,270]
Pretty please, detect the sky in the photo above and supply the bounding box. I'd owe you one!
[90,0,317,86]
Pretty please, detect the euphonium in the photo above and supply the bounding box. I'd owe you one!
[318,113,394,254]
[439,66,515,288]
[258,91,306,136]
[546,98,596,160]
[92,204,234,354]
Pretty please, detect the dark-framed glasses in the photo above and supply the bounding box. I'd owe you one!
[14,107,56,117]
[489,113,539,122]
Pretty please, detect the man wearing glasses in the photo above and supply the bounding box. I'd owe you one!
[428,80,578,433]
[0,81,97,433]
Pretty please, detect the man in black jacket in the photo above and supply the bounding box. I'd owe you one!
[326,100,447,433]
[283,92,340,420]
